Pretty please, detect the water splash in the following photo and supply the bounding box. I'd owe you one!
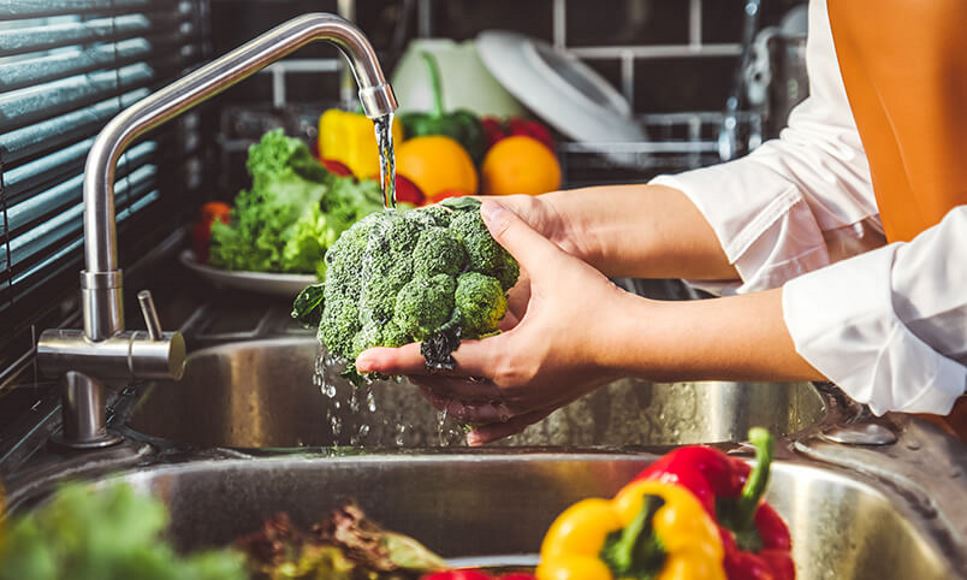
[373,113,397,209]
[437,408,450,446]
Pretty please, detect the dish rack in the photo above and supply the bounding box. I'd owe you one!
[560,111,763,188]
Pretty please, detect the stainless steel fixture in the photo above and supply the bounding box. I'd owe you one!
[6,450,961,579]
[35,13,398,449]
[123,337,829,449]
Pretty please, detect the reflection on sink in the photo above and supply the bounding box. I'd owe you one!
[124,338,827,449]
[109,454,952,580]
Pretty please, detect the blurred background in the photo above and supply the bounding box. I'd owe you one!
[0,0,808,448]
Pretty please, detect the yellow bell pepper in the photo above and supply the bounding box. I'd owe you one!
[318,109,403,179]
[537,480,725,580]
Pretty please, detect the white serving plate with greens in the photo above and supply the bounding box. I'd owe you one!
[179,250,316,298]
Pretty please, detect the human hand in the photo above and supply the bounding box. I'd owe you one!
[356,200,635,444]
[472,193,594,262]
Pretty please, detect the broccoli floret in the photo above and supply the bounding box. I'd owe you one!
[293,198,519,374]
[455,272,507,338]
[413,227,467,277]
[395,274,457,341]
[449,210,520,291]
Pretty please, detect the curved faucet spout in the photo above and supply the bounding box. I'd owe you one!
[81,13,396,340]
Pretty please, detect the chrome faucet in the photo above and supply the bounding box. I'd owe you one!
[36,13,398,449]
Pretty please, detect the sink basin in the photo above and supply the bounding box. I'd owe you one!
[92,454,952,579]
[123,338,828,448]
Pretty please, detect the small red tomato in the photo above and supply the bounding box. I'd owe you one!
[370,174,426,206]
[321,158,354,177]
[497,574,537,580]
[420,570,492,580]
[192,201,231,263]
[395,173,426,206]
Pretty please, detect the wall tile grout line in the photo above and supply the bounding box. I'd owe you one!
[552,0,566,50]
[690,0,703,48]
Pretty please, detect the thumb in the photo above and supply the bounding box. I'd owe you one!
[480,200,565,270]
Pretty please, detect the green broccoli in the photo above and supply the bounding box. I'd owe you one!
[292,197,518,377]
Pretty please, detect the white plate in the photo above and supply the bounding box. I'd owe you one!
[476,31,646,147]
[179,250,317,298]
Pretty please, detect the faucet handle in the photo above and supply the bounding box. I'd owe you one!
[137,290,163,340]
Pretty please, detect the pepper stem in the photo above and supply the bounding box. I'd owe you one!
[600,495,666,576]
[737,427,774,530]
[419,51,446,117]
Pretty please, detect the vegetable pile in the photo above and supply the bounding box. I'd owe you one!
[237,500,448,579]
[0,483,247,580]
[208,129,384,277]
[293,197,519,378]
[317,51,561,208]
[535,428,795,580]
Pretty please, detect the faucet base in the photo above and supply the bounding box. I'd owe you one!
[50,432,124,451]
[54,371,124,450]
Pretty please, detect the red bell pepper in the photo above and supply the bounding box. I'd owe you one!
[634,428,795,580]
[480,116,554,152]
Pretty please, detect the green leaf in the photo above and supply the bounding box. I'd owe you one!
[439,196,481,212]
[382,532,447,572]
[292,283,326,326]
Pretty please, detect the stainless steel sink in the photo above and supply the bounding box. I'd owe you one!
[78,454,952,580]
[122,338,828,449]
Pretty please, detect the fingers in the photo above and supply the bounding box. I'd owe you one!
[480,201,565,272]
[356,336,504,379]
[355,343,425,375]
[417,383,525,426]
[411,375,502,402]
[506,275,531,320]
[466,408,554,446]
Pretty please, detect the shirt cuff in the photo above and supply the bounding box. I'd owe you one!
[651,158,830,295]
[783,245,966,415]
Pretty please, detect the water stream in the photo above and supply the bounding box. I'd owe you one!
[308,113,468,448]
[373,113,397,209]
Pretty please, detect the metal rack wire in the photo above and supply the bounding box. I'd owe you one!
[560,111,763,187]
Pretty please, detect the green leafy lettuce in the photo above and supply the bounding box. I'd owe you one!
[209,129,384,277]
[0,483,247,580]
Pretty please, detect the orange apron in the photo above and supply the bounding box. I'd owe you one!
[828,0,967,437]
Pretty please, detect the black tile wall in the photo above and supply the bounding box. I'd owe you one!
[703,0,803,43]
[566,0,689,47]
[634,57,739,113]
[206,1,807,119]
[433,0,554,42]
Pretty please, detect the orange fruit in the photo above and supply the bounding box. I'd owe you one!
[481,135,562,196]
[396,135,478,198]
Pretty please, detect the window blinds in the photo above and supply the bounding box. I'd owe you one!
[0,0,208,339]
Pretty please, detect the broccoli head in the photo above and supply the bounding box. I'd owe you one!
[292,197,519,377]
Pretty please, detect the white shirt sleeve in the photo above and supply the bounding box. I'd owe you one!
[651,0,884,295]
[647,0,966,414]
[783,207,967,415]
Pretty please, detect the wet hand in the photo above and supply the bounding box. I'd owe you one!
[356,200,634,444]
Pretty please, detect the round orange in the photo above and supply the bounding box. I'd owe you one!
[481,135,562,196]
[395,135,478,198]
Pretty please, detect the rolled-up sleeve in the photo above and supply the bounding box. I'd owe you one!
[651,0,883,295]
[783,207,967,415]
[648,0,965,415]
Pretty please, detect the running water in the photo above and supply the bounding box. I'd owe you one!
[373,113,397,209]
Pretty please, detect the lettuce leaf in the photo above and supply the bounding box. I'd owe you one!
[209,129,384,275]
